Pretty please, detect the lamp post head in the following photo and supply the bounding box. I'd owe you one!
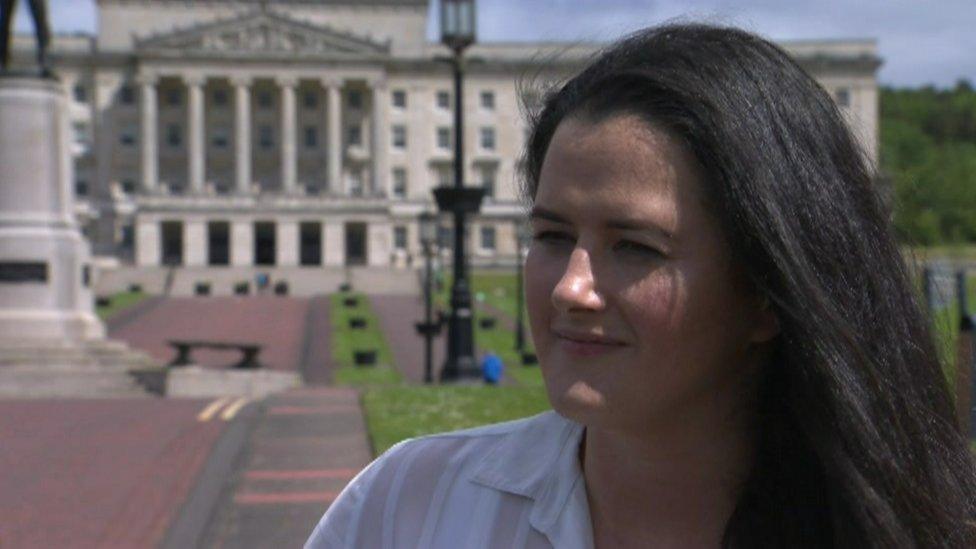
[440,0,476,53]
[419,211,438,247]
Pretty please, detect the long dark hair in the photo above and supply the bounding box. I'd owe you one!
[521,23,976,547]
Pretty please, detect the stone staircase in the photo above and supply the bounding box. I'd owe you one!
[0,339,165,398]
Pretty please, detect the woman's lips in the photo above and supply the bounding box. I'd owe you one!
[553,330,627,357]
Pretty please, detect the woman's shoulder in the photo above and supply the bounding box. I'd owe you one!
[305,410,578,548]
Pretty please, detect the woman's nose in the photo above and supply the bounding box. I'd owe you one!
[552,247,605,313]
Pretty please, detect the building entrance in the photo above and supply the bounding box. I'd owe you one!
[344,222,367,266]
[254,221,276,266]
[300,221,322,266]
[208,221,230,266]
[161,220,183,266]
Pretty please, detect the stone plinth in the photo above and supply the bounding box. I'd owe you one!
[0,76,103,341]
[0,76,161,397]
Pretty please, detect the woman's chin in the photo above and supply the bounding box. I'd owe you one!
[548,380,609,424]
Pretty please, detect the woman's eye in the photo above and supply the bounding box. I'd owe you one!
[533,230,573,243]
[614,240,661,256]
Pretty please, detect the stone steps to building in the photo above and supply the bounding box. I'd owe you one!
[96,266,421,297]
[0,338,164,398]
[0,363,155,398]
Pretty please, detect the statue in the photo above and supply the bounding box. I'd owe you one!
[0,0,51,76]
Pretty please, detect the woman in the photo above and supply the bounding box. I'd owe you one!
[307,24,976,548]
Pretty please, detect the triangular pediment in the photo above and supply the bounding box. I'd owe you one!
[136,11,389,58]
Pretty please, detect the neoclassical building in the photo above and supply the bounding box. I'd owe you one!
[10,0,881,285]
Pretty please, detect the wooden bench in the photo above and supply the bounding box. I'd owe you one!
[167,340,264,369]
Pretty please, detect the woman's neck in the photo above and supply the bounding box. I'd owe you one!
[581,378,759,548]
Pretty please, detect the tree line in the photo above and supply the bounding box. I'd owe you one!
[882,80,976,246]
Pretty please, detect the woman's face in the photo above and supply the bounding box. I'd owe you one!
[525,113,778,436]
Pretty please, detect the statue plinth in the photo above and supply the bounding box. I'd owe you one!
[0,76,160,397]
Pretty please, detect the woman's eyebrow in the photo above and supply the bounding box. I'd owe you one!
[529,206,674,241]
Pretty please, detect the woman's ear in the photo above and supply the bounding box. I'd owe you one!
[750,295,780,343]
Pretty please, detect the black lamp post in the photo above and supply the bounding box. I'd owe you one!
[434,0,484,382]
[414,212,442,384]
[514,218,531,355]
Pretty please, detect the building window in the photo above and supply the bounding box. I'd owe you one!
[75,179,88,196]
[166,124,182,147]
[213,89,228,106]
[392,89,407,108]
[73,84,87,102]
[436,90,450,109]
[437,127,451,150]
[835,87,851,107]
[259,125,274,149]
[119,85,135,105]
[348,124,362,146]
[121,179,136,194]
[480,127,496,151]
[438,225,453,248]
[258,90,273,109]
[348,90,363,110]
[480,90,495,110]
[165,88,181,106]
[437,165,453,187]
[480,165,496,199]
[349,169,364,196]
[394,226,408,249]
[480,226,496,251]
[392,168,407,198]
[305,126,318,148]
[392,125,407,149]
[303,90,318,109]
[119,130,137,147]
[212,128,229,149]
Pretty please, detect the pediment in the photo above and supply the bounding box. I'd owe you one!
[136,11,389,58]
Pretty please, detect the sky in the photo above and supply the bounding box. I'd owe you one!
[14,0,976,88]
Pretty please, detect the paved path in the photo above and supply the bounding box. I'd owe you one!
[370,294,446,383]
[109,296,310,372]
[198,387,372,548]
[0,397,236,548]
[299,295,335,385]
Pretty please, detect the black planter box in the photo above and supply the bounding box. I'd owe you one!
[353,350,377,366]
[274,281,288,296]
[95,296,112,307]
[479,317,496,329]
[349,317,367,329]
[234,282,249,295]
[128,283,142,293]
[194,282,211,296]
[521,352,538,366]
[343,296,359,307]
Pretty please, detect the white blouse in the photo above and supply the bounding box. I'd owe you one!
[304,410,594,549]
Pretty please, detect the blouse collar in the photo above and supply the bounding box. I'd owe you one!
[468,411,593,547]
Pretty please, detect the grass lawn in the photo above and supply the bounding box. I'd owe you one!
[330,292,402,386]
[362,385,551,454]
[95,290,148,321]
[352,272,550,455]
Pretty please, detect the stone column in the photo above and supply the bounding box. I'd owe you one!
[277,220,298,266]
[231,219,254,267]
[278,77,298,194]
[185,74,206,193]
[138,74,159,193]
[369,79,389,197]
[232,75,252,195]
[323,78,342,195]
[184,219,206,267]
[135,219,160,267]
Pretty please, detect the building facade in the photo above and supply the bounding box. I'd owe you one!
[11,0,882,276]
